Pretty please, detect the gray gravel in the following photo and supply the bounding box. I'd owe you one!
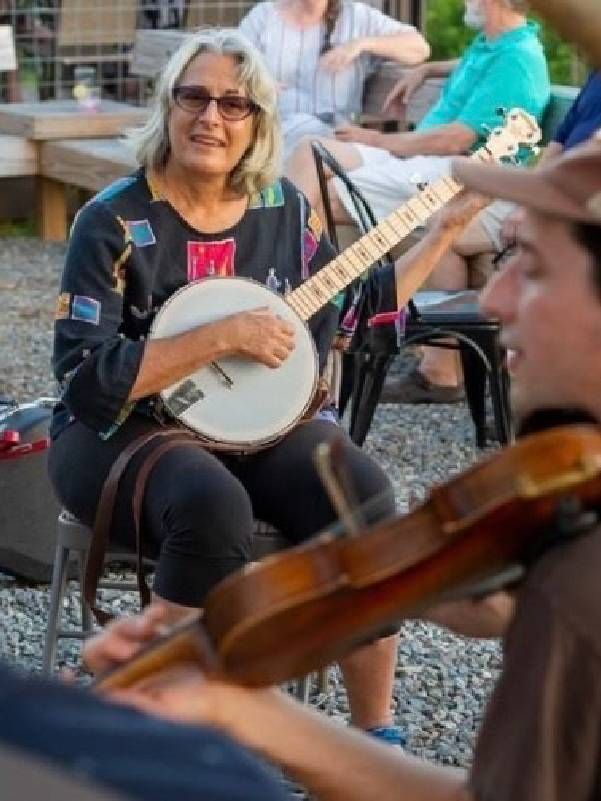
[0,235,502,773]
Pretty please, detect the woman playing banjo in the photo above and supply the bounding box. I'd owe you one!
[48,29,403,744]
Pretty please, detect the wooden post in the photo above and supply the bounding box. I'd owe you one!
[38,175,68,242]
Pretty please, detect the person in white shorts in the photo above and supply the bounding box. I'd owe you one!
[286,0,549,219]
[381,71,601,403]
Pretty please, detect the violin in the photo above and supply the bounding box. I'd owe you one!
[95,424,601,692]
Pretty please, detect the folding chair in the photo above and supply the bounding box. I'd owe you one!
[42,509,326,703]
[310,140,512,448]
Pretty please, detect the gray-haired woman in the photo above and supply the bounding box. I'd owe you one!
[48,28,402,744]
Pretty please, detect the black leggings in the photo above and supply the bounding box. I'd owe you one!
[49,415,394,607]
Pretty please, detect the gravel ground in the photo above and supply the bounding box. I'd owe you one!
[0,236,502,775]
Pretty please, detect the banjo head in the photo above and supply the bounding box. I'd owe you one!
[150,277,319,450]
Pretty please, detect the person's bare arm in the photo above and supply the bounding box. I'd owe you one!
[197,681,473,801]
[422,59,461,78]
[319,30,429,73]
[359,29,431,65]
[394,192,491,308]
[335,122,477,157]
[129,309,295,400]
[538,140,564,166]
[424,591,517,638]
[93,662,471,801]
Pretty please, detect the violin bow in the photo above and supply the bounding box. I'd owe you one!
[314,437,364,536]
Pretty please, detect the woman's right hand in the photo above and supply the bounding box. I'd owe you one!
[222,308,296,368]
[382,65,428,113]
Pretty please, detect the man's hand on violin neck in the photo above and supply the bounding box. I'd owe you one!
[424,591,517,639]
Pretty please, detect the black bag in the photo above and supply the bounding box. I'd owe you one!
[0,398,61,582]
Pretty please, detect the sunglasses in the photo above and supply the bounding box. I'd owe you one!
[172,86,258,121]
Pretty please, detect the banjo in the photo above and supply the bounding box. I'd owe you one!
[150,109,541,452]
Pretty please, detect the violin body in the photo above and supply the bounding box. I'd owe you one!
[96,424,601,692]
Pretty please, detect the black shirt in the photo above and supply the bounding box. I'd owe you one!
[52,173,339,439]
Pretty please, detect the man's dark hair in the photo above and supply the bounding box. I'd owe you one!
[573,222,601,297]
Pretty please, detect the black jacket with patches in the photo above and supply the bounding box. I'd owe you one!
[51,172,339,438]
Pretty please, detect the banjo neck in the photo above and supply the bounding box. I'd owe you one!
[284,146,497,323]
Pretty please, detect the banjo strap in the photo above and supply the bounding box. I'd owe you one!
[85,377,330,625]
[85,427,197,625]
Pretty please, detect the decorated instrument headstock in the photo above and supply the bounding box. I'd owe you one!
[483,108,542,162]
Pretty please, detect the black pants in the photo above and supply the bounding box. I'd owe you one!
[49,415,394,606]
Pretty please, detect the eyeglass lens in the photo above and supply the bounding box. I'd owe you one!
[174,87,256,119]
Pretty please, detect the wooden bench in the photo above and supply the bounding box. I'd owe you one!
[28,76,579,242]
[0,134,38,223]
[0,133,37,177]
[39,137,137,238]
[0,99,146,238]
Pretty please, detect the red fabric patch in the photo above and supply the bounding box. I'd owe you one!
[187,239,236,281]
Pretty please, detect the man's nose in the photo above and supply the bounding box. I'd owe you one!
[480,266,513,320]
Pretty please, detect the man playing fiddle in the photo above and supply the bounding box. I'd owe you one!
[85,133,601,801]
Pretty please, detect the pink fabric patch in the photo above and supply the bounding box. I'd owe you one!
[301,228,318,279]
[187,239,236,282]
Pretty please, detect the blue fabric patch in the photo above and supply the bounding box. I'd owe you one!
[127,219,156,247]
[249,180,285,209]
[71,295,101,325]
[94,175,138,203]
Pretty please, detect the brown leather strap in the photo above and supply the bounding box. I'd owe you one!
[131,436,198,609]
[85,428,196,625]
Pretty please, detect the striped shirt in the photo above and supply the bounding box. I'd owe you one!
[240,1,412,152]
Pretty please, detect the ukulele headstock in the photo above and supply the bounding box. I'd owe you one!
[484,108,542,162]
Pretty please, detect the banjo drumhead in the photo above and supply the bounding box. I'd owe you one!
[150,277,319,449]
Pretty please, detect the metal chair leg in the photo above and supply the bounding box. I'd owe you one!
[317,667,330,694]
[77,550,94,636]
[349,352,395,446]
[294,674,312,704]
[460,343,488,448]
[42,541,71,675]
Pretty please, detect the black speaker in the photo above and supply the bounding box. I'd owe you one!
[0,399,61,582]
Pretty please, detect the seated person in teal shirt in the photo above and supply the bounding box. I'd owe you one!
[286,0,550,226]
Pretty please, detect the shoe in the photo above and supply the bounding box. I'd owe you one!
[379,368,465,405]
[367,725,407,747]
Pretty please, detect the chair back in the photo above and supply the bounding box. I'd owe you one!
[56,0,137,49]
[541,84,579,144]
[185,1,250,30]
[185,0,422,33]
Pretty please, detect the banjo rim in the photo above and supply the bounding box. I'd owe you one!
[150,276,320,453]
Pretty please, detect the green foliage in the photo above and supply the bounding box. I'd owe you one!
[425,0,588,86]
[0,220,36,237]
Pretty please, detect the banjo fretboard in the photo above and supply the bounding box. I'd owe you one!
[285,147,495,322]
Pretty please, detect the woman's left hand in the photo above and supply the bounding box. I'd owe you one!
[334,124,380,146]
[429,190,491,236]
[319,40,363,72]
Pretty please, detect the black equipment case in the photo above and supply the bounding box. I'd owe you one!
[0,398,61,582]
